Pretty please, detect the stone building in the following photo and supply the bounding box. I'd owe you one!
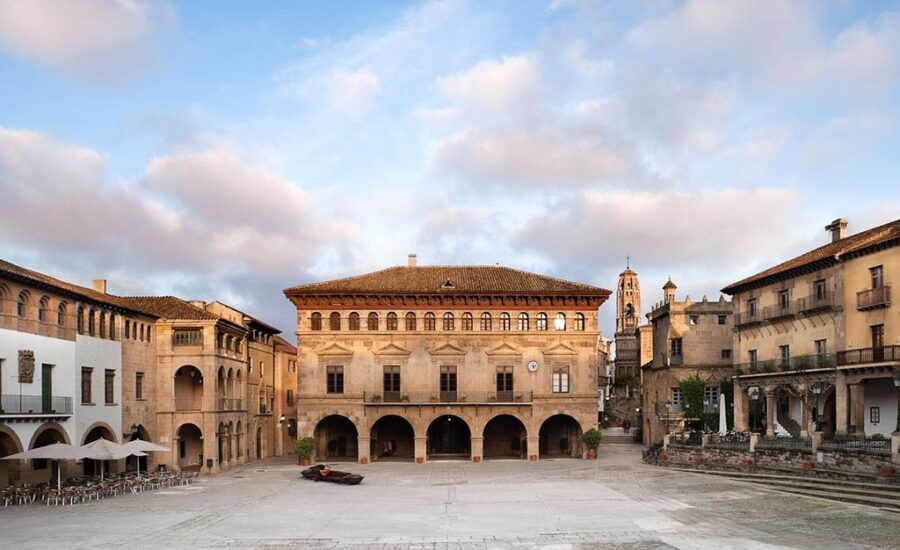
[639,280,734,444]
[283,256,610,463]
[274,335,298,457]
[724,218,899,439]
[609,265,642,428]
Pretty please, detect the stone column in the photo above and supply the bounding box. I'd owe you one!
[749,432,758,453]
[357,436,371,465]
[526,436,540,461]
[835,375,848,435]
[734,385,749,432]
[891,432,900,466]
[414,436,427,464]
[798,384,809,438]
[850,382,866,436]
[765,388,776,437]
[470,436,483,463]
[811,431,823,453]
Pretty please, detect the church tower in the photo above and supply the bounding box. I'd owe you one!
[616,263,641,335]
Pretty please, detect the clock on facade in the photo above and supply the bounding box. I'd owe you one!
[527,361,539,372]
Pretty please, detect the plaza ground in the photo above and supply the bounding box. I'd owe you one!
[1,445,897,549]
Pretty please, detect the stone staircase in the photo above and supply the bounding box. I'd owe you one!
[776,411,802,438]
[668,469,900,513]
[600,429,639,444]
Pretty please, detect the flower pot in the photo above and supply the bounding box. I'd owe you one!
[360,457,368,465]
[587,449,597,459]
[416,456,424,464]
[301,458,311,466]
[473,456,481,463]
[881,465,896,477]
[529,454,538,461]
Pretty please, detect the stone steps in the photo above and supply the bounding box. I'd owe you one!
[668,468,900,512]
[600,435,638,444]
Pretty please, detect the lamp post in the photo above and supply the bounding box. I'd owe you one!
[893,372,900,433]
[664,399,672,435]
[749,387,760,433]
[810,382,823,433]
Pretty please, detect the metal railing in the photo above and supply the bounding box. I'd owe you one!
[820,434,891,456]
[857,286,890,310]
[734,353,835,375]
[363,390,533,404]
[798,291,836,313]
[707,432,751,450]
[756,435,812,451]
[734,310,762,327]
[670,431,703,446]
[763,301,798,321]
[0,394,73,415]
[836,345,900,366]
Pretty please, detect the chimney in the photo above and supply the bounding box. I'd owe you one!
[825,218,847,243]
[408,253,417,268]
[189,300,207,310]
[92,279,107,294]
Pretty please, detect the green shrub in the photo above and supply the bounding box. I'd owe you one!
[296,436,314,459]
[582,428,603,449]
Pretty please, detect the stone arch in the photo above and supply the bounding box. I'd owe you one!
[482,414,528,459]
[176,423,203,470]
[82,422,118,476]
[369,414,415,461]
[0,424,24,454]
[81,421,118,445]
[174,365,203,410]
[127,424,151,473]
[313,414,358,461]
[0,425,24,487]
[28,421,71,449]
[426,414,471,458]
[236,420,244,458]
[538,414,583,458]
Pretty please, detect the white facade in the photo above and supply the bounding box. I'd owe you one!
[74,334,123,444]
[864,378,898,437]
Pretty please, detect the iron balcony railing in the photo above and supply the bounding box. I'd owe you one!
[836,345,900,366]
[734,353,835,376]
[857,286,891,310]
[0,394,73,415]
[821,434,891,456]
[756,435,812,451]
[670,431,703,446]
[762,300,798,321]
[363,390,533,404]
[734,310,762,327]
[797,291,836,313]
[707,432,751,450]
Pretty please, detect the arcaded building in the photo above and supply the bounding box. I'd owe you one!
[284,256,610,463]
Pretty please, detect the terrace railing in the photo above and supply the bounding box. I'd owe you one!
[670,431,703,447]
[857,286,890,310]
[706,432,751,450]
[756,435,812,451]
[820,434,891,456]
[363,390,533,404]
[0,394,73,415]
[836,345,900,366]
[734,353,835,376]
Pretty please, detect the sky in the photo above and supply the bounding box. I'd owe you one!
[1,0,899,341]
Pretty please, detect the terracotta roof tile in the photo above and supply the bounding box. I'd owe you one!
[274,335,297,353]
[284,265,609,297]
[116,296,220,321]
[722,218,900,294]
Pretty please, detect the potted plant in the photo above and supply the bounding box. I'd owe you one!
[459,393,466,402]
[296,437,314,466]
[371,394,382,402]
[514,393,523,402]
[582,428,602,459]
[401,394,410,402]
[881,465,896,477]
[488,393,497,402]
[430,393,438,401]
[802,460,815,472]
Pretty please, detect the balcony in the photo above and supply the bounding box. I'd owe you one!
[217,397,243,411]
[857,286,890,310]
[837,345,900,366]
[734,311,761,327]
[763,301,798,322]
[0,394,73,416]
[363,390,533,404]
[798,291,836,313]
[734,353,836,376]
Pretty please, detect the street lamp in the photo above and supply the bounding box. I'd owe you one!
[664,399,672,435]
[749,387,761,433]
[893,372,900,433]
[810,382,823,433]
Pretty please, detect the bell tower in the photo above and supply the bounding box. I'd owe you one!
[616,260,641,335]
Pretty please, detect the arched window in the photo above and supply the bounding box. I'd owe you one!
[146,324,151,342]
[77,306,84,334]
[57,302,67,326]
[481,312,492,331]
[424,312,436,331]
[442,312,454,331]
[517,312,529,331]
[499,312,511,331]
[386,312,398,330]
[109,314,116,340]
[287,390,294,407]
[310,312,322,331]
[625,303,634,318]
[88,309,96,336]
[554,312,566,330]
[405,312,417,330]
[461,312,473,331]
[38,296,49,322]
[139,323,144,341]
[17,291,28,318]
[349,312,360,331]
[329,312,341,331]
[574,313,585,331]
[536,312,548,331]
[367,312,379,330]
[126,320,131,339]
[99,311,107,338]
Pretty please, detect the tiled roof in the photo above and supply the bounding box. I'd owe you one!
[284,265,610,296]
[722,218,900,294]
[0,259,154,316]
[116,296,220,321]
[274,335,297,353]
[207,300,281,334]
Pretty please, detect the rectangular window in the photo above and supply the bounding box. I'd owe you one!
[326,365,344,394]
[721,349,731,359]
[552,366,569,393]
[870,406,880,424]
[173,329,202,345]
[815,279,827,301]
[439,365,457,392]
[717,315,726,325]
[779,345,790,366]
[815,339,827,357]
[704,386,719,407]
[670,338,682,356]
[749,349,758,366]
[870,265,884,288]
[81,367,93,404]
[135,372,144,399]
[748,298,757,319]
[104,369,115,404]
[779,289,790,310]
[496,365,513,392]
[383,365,400,393]
[671,387,682,407]
[689,315,698,325]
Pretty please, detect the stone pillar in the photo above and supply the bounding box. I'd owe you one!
[357,436,371,465]
[812,431,823,453]
[470,437,483,463]
[798,384,809,438]
[526,436,540,461]
[749,432,758,453]
[835,375,848,435]
[851,382,867,436]
[663,434,670,451]
[892,432,900,465]
[414,436,427,464]
[765,388,776,437]
[701,433,710,447]
[734,385,749,432]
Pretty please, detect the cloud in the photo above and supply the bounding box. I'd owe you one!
[562,39,613,77]
[0,0,174,82]
[329,66,381,113]
[436,55,539,113]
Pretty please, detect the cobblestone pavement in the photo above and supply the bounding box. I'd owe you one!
[2,445,897,549]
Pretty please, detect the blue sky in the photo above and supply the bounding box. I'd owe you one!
[1,0,899,338]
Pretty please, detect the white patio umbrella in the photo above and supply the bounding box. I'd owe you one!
[2,443,82,492]
[80,438,143,481]
[719,393,728,436]
[122,439,169,476]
